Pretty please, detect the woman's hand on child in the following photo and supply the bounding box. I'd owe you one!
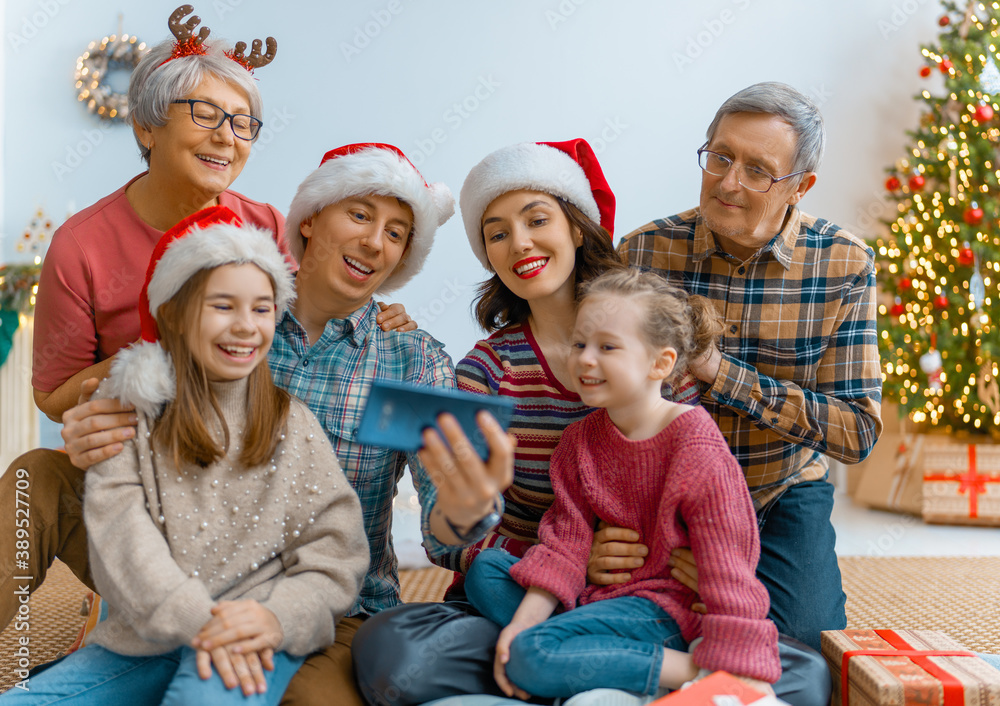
[587,521,649,585]
[493,622,532,701]
[421,411,516,543]
[376,301,418,332]
[196,643,273,696]
[191,600,283,654]
[61,378,137,469]
[667,548,707,614]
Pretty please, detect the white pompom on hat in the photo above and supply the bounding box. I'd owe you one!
[283,143,455,293]
[459,138,616,270]
[104,205,294,417]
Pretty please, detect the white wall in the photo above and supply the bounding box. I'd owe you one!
[4,0,944,363]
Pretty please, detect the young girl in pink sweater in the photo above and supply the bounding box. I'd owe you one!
[464,268,781,701]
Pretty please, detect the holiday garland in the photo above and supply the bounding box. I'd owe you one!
[75,33,148,122]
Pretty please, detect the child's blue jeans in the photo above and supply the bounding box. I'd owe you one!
[0,644,303,705]
[465,548,687,698]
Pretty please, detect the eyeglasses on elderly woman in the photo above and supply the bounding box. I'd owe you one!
[171,99,263,141]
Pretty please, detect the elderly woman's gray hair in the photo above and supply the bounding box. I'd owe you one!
[706,82,825,174]
[127,39,264,164]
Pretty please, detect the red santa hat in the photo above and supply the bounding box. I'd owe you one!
[459,138,616,270]
[104,206,294,416]
[283,143,455,293]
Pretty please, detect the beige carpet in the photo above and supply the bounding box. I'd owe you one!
[840,555,1000,653]
[1,557,997,692]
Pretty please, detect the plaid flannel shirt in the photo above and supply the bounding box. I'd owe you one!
[268,299,457,617]
[618,207,882,509]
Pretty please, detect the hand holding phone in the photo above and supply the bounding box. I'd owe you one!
[358,380,514,460]
[359,380,516,542]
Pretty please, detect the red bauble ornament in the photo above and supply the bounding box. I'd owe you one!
[963,206,984,225]
[958,245,975,266]
[890,300,905,317]
[975,104,995,122]
[900,277,912,290]
[920,66,932,78]
[885,176,901,191]
[934,294,950,309]
[939,58,954,73]
[939,15,951,26]
[908,174,926,190]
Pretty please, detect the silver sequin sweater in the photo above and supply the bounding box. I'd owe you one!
[84,377,370,656]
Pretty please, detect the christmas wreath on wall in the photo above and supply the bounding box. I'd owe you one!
[75,33,148,122]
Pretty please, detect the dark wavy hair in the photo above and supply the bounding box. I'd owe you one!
[474,197,625,332]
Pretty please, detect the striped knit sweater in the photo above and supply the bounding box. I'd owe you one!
[437,323,591,574]
[511,407,781,682]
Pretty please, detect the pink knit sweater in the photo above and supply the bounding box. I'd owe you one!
[510,407,781,682]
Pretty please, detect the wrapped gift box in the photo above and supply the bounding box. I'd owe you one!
[821,629,1000,705]
[650,671,788,705]
[923,444,1000,526]
[853,433,949,515]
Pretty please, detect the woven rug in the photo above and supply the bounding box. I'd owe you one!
[2,558,997,692]
[840,555,1000,653]
[0,560,90,692]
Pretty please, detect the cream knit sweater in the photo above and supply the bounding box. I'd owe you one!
[84,377,369,656]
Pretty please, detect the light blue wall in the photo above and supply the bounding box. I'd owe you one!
[5,0,942,373]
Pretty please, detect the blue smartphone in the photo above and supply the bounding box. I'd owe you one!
[358,380,515,460]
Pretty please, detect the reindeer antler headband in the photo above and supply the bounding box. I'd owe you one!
[162,5,277,73]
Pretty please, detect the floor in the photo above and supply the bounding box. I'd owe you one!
[831,489,1000,557]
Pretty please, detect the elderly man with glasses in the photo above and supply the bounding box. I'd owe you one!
[607,82,882,666]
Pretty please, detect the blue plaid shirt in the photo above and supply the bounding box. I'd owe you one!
[268,299,456,617]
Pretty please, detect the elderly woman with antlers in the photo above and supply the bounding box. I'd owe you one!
[0,2,291,694]
[30,4,279,422]
[1,4,420,702]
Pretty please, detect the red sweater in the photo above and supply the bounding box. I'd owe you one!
[510,407,781,682]
[32,174,284,393]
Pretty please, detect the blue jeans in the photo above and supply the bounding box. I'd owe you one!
[464,549,687,699]
[756,478,846,652]
[0,644,303,705]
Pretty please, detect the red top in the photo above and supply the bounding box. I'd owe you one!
[510,406,781,682]
[32,174,284,392]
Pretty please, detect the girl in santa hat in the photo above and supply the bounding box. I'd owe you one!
[463,267,779,700]
[0,207,369,705]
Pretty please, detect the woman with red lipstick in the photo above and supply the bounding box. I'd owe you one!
[354,140,829,706]
[352,139,629,704]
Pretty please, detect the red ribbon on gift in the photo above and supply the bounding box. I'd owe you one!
[841,629,976,705]
[924,444,1000,519]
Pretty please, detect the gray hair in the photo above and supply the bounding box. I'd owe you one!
[705,82,825,173]
[127,39,264,164]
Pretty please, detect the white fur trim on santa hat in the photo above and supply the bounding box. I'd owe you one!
[147,221,295,319]
[103,341,176,418]
[283,147,455,294]
[459,142,600,271]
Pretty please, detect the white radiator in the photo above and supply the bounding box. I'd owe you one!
[0,314,39,473]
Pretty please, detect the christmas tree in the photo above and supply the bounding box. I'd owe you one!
[876,0,1000,436]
